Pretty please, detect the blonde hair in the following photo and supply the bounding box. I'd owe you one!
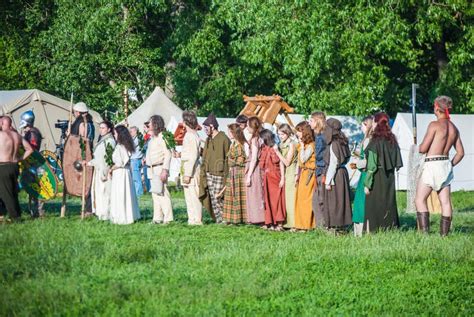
[311,111,326,134]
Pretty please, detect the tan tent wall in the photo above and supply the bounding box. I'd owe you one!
[0,89,103,153]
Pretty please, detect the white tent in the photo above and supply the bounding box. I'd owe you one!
[125,87,183,133]
[392,113,474,191]
[0,89,103,152]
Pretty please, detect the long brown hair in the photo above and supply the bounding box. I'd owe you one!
[227,123,246,145]
[247,116,262,139]
[114,125,136,153]
[295,121,314,145]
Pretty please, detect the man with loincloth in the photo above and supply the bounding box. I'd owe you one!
[415,95,465,236]
[0,116,34,221]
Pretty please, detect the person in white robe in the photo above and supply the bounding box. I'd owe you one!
[88,121,115,220]
[146,115,173,224]
[174,111,202,225]
[109,125,141,225]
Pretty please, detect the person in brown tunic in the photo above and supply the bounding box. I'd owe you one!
[322,118,352,232]
[199,113,231,223]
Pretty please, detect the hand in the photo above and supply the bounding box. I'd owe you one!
[173,151,181,158]
[350,162,357,170]
[183,176,191,184]
[364,187,370,195]
[321,175,326,184]
[160,169,168,182]
[279,178,284,188]
[326,184,332,191]
[246,178,252,187]
[216,186,226,199]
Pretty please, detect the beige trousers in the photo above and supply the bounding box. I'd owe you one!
[184,183,202,225]
[152,186,173,223]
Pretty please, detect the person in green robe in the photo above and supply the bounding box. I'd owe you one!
[364,112,403,232]
[351,115,374,236]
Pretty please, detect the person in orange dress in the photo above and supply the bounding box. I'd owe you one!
[259,129,286,230]
[294,121,316,231]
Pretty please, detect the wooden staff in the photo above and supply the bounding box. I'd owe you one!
[60,92,74,218]
[80,116,88,220]
[123,86,129,127]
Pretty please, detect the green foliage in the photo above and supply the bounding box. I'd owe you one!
[105,142,114,167]
[0,1,472,118]
[0,191,473,315]
[161,130,176,150]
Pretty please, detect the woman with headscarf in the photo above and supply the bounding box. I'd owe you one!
[109,125,141,224]
[364,112,402,232]
[323,118,352,232]
[88,121,115,220]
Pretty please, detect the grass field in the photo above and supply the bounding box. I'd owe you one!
[1,191,473,316]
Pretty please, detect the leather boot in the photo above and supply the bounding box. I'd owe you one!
[416,212,430,233]
[440,216,452,237]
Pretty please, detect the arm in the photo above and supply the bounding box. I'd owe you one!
[418,122,436,154]
[364,150,378,192]
[274,143,295,167]
[299,143,314,163]
[279,159,285,188]
[183,137,199,178]
[452,131,465,167]
[325,144,337,186]
[21,138,34,160]
[246,138,259,183]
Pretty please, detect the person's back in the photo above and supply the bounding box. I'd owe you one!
[425,119,459,157]
[416,95,465,236]
[0,119,24,163]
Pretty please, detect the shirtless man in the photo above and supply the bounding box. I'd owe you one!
[415,95,465,236]
[0,116,34,220]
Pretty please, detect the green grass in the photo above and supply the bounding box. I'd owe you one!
[1,191,473,316]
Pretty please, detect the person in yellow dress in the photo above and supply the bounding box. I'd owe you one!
[294,121,316,231]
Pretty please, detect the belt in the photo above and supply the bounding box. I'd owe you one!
[425,156,449,162]
[150,163,163,167]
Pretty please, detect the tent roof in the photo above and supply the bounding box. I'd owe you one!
[0,89,102,123]
[125,87,183,131]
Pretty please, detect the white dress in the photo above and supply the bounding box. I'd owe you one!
[89,134,115,220]
[109,144,141,224]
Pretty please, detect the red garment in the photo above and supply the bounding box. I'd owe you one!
[259,145,286,225]
[144,132,151,142]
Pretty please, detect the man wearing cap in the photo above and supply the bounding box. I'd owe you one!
[0,116,34,221]
[19,110,45,217]
[69,102,95,216]
[415,95,465,236]
[199,113,230,223]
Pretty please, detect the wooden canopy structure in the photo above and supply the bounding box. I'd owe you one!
[240,94,295,127]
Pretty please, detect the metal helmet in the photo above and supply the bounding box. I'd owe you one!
[19,110,35,129]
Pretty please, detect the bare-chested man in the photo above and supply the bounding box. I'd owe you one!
[415,95,465,236]
[0,116,34,220]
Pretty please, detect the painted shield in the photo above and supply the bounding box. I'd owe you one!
[41,150,63,182]
[19,151,59,200]
[63,135,93,197]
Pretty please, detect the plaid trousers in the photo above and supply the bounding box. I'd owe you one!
[206,173,225,223]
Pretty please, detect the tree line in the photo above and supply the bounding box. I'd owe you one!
[1,0,472,117]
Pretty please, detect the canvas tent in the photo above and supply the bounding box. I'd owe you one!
[124,87,183,133]
[0,89,103,153]
[392,113,474,191]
